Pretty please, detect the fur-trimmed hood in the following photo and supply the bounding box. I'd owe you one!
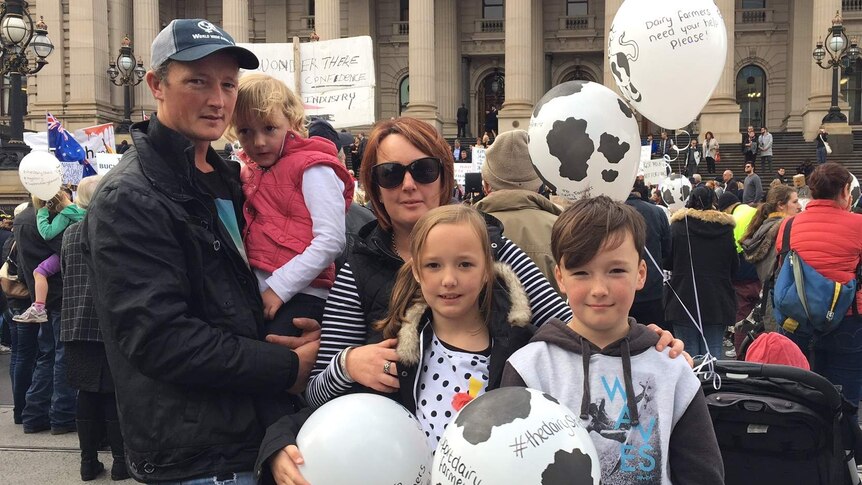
[741,215,784,264]
[670,208,736,239]
[670,208,736,226]
[395,262,532,365]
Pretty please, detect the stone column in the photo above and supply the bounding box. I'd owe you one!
[31,0,64,118]
[68,0,110,125]
[184,0,207,18]
[531,0,544,102]
[602,0,623,96]
[222,0,249,42]
[315,0,341,40]
[803,0,848,144]
[435,0,459,137]
[265,0,290,42]
[498,0,541,133]
[783,0,814,132]
[133,0,159,115]
[348,0,373,37]
[403,0,441,131]
[699,0,741,147]
[108,0,132,119]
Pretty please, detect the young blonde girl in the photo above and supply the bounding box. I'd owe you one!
[230,73,354,343]
[15,187,85,323]
[372,204,533,449]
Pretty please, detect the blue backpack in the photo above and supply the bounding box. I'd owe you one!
[772,217,859,336]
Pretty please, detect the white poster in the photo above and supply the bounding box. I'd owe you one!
[95,153,122,175]
[642,159,670,187]
[239,36,376,129]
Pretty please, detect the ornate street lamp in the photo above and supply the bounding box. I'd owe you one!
[0,0,54,166]
[107,35,145,133]
[813,11,861,123]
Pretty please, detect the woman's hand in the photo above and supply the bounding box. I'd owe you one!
[646,324,688,362]
[271,445,310,485]
[346,339,400,393]
[262,289,285,320]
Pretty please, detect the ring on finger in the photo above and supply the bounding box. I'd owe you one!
[383,360,392,375]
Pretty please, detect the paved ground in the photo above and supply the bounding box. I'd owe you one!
[0,352,129,483]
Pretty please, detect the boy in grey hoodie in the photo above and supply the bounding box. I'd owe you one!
[502,196,723,485]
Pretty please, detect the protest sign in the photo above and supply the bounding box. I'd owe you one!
[95,153,122,175]
[239,36,376,128]
[642,159,670,186]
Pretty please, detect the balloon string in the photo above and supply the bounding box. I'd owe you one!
[643,242,719,388]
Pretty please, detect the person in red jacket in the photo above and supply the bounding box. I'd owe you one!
[232,73,354,344]
[775,162,862,410]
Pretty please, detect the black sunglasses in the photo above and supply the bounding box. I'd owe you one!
[372,157,443,189]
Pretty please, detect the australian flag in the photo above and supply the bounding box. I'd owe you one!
[47,112,96,178]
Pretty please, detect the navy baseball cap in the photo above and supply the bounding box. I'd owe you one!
[151,19,259,70]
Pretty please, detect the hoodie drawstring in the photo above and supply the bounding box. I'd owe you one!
[621,338,640,426]
[579,338,591,420]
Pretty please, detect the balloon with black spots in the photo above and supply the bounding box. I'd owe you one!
[659,173,692,212]
[432,388,600,485]
[530,81,641,202]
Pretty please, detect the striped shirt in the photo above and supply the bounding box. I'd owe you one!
[306,237,571,408]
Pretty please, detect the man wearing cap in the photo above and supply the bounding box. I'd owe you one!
[81,19,319,483]
[474,130,561,293]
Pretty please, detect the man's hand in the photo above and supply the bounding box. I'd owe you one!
[262,289,285,320]
[266,318,321,350]
[287,338,319,394]
[271,445,310,485]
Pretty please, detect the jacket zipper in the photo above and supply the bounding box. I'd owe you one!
[412,320,431,408]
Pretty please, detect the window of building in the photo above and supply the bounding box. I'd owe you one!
[741,0,765,8]
[483,0,504,20]
[567,0,588,16]
[399,76,409,115]
[400,0,408,22]
[561,66,594,83]
[308,0,314,15]
[736,65,767,129]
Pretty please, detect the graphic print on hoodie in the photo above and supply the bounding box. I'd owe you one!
[502,319,723,485]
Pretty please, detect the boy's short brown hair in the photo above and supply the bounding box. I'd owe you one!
[552,195,646,269]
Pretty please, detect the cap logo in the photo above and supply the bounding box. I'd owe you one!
[197,20,219,34]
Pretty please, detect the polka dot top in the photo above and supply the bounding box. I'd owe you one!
[415,332,491,452]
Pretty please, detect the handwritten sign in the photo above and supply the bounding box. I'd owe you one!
[239,36,376,128]
[644,8,720,51]
[642,159,669,186]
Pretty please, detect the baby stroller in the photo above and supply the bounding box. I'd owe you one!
[700,360,861,485]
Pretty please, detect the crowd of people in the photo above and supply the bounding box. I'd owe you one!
[4,17,861,485]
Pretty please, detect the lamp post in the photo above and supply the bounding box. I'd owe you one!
[106,35,145,133]
[0,0,53,166]
[813,11,861,123]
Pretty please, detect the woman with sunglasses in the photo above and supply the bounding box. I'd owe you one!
[302,117,575,408]
[260,117,685,485]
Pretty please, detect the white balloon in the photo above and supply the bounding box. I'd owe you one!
[19,150,62,200]
[528,81,641,202]
[659,173,692,212]
[432,387,601,485]
[609,0,728,128]
[297,394,432,485]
